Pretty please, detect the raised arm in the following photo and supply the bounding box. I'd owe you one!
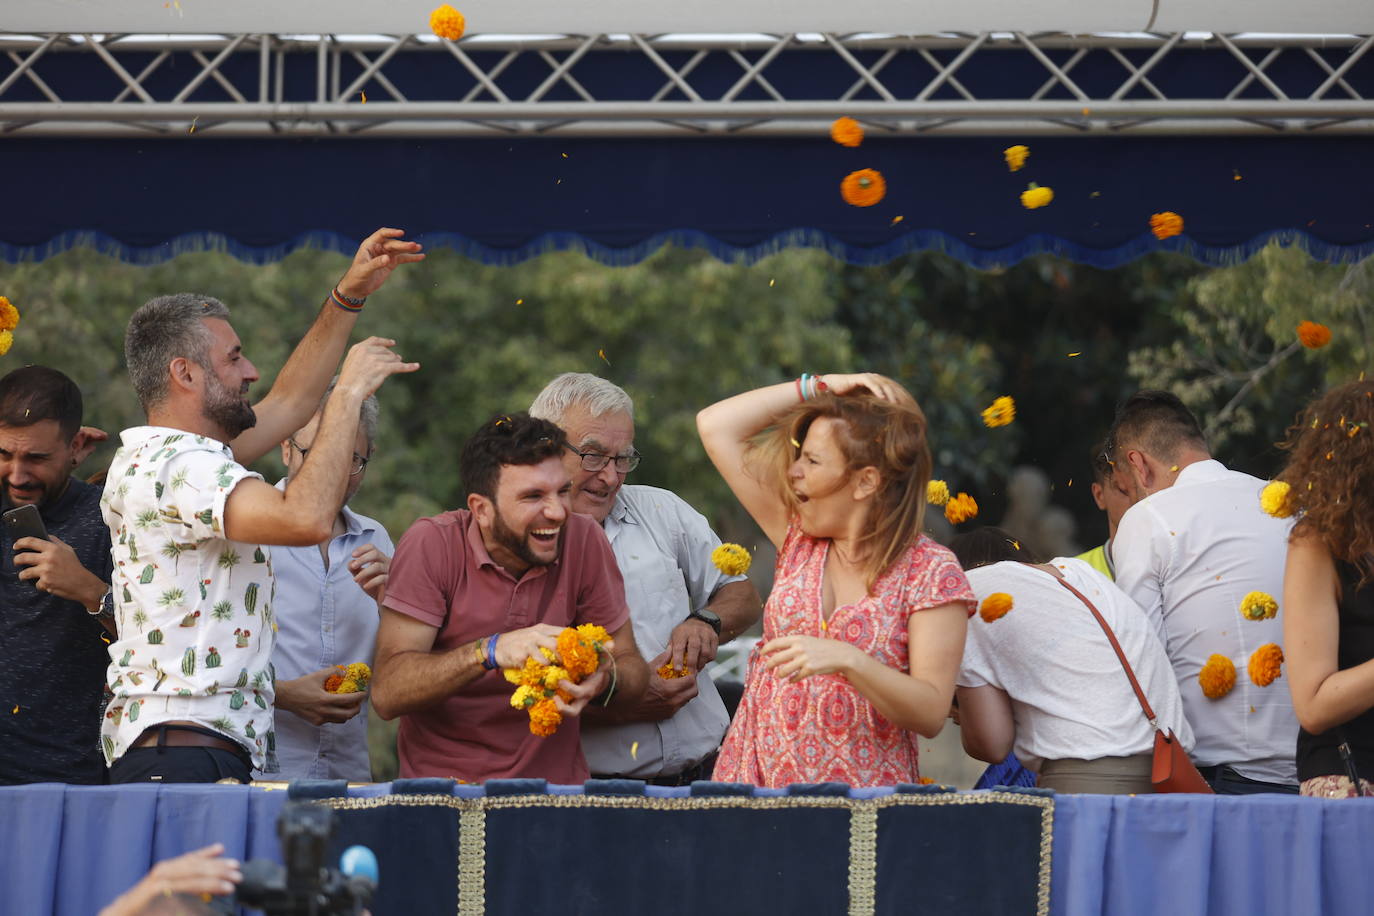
[1284,530,1374,734]
[223,337,418,546]
[230,227,424,465]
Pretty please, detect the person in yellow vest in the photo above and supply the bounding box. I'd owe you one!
[1075,439,1132,580]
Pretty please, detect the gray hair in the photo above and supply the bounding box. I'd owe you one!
[529,373,634,425]
[124,293,231,413]
[321,376,380,451]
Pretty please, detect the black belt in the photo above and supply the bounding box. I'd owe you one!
[594,751,718,787]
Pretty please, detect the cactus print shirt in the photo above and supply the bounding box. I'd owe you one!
[100,427,277,771]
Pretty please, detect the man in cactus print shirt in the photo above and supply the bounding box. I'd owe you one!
[102,228,424,784]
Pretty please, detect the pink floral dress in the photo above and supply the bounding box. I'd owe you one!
[714,521,975,788]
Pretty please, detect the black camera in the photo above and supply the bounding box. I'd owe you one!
[232,801,376,916]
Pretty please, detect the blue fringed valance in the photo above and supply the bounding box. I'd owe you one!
[5,134,1373,268]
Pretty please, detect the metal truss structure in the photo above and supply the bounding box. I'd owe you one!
[1,31,1371,138]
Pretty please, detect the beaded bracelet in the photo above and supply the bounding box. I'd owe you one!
[330,286,366,313]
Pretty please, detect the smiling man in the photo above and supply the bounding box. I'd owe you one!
[372,412,647,783]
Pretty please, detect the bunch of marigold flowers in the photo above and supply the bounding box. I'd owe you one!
[323,662,371,693]
[505,624,611,737]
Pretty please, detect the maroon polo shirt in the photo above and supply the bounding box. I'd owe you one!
[382,509,629,784]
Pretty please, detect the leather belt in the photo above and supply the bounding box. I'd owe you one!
[132,724,248,758]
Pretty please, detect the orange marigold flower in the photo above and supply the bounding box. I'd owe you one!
[1199,654,1237,699]
[1149,211,1184,240]
[528,698,562,737]
[0,297,19,332]
[979,592,1014,623]
[657,662,692,679]
[323,674,344,693]
[1239,591,1278,621]
[830,117,864,147]
[981,396,1016,428]
[429,4,466,41]
[1003,145,1029,172]
[944,492,979,525]
[1248,643,1284,687]
[557,627,600,680]
[841,169,886,207]
[1020,183,1053,209]
[1297,320,1332,349]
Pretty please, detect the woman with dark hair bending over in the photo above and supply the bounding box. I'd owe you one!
[697,373,974,787]
[1280,378,1374,798]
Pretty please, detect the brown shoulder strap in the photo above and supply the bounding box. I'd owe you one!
[1051,574,1159,726]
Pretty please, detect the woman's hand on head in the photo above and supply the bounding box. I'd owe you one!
[817,373,914,406]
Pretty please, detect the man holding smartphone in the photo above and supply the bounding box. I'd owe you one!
[0,365,114,785]
[101,227,423,785]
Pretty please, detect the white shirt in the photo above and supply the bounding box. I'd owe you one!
[580,485,747,778]
[959,559,1193,772]
[101,427,278,771]
[1111,459,1297,784]
[260,479,393,782]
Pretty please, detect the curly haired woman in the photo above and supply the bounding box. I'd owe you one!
[697,373,974,787]
[1279,379,1374,798]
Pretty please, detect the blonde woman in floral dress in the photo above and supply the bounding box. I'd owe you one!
[697,373,974,787]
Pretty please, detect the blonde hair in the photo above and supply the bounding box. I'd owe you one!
[750,389,932,591]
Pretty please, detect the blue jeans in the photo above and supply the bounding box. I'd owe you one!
[1196,764,1299,796]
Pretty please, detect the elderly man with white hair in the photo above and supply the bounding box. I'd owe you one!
[530,373,762,785]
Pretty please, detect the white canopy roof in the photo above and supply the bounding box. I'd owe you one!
[6,0,1372,36]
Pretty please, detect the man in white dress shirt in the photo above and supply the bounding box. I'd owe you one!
[530,373,762,784]
[1108,390,1298,794]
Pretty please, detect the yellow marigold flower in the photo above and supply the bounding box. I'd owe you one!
[504,656,547,688]
[557,627,600,680]
[429,4,466,40]
[712,543,752,576]
[0,331,13,357]
[0,297,19,332]
[979,593,1014,623]
[1297,320,1332,349]
[841,169,886,207]
[1239,591,1278,621]
[1003,145,1029,172]
[1149,211,1184,240]
[657,662,692,680]
[1199,654,1236,699]
[981,396,1016,428]
[345,662,371,686]
[337,678,360,693]
[1020,183,1053,209]
[944,492,979,525]
[1248,643,1284,687]
[830,117,864,147]
[926,479,950,507]
[510,684,541,709]
[1259,480,1293,518]
[528,698,562,737]
[542,665,571,691]
[575,623,611,647]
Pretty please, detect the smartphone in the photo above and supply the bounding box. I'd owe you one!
[3,505,49,571]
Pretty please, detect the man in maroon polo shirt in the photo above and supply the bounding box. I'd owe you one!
[372,412,647,783]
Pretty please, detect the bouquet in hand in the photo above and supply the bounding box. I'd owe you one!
[505,624,611,736]
[324,662,371,693]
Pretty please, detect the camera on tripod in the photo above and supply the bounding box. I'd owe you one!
[232,801,377,916]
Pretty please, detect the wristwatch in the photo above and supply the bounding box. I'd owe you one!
[88,588,114,620]
[686,608,721,637]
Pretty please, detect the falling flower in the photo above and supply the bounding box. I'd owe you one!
[598,348,610,365]
[631,741,639,760]
[1149,212,1184,240]
[926,479,950,507]
[1239,591,1279,621]
[1259,480,1293,518]
[712,543,752,576]
[0,296,20,332]
[890,215,904,226]
[1297,321,1332,349]
[830,117,864,147]
[981,396,1016,428]
[841,169,886,207]
[1020,183,1053,209]
[944,492,978,525]
[429,4,466,40]
[1248,643,1284,687]
[1199,654,1237,699]
[979,593,1014,623]
[0,331,13,357]
[1003,145,1029,172]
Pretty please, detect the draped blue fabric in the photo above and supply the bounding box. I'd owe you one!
[3,133,1371,269]
[2,783,1371,915]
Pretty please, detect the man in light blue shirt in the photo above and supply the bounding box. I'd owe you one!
[263,382,393,781]
[530,373,762,784]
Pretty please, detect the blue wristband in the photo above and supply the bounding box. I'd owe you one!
[483,633,500,670]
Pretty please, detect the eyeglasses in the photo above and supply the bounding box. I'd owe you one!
[289,438,370,476]
[564,444,641,474]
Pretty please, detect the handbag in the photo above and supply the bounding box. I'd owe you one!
[1054,576,1214,794]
